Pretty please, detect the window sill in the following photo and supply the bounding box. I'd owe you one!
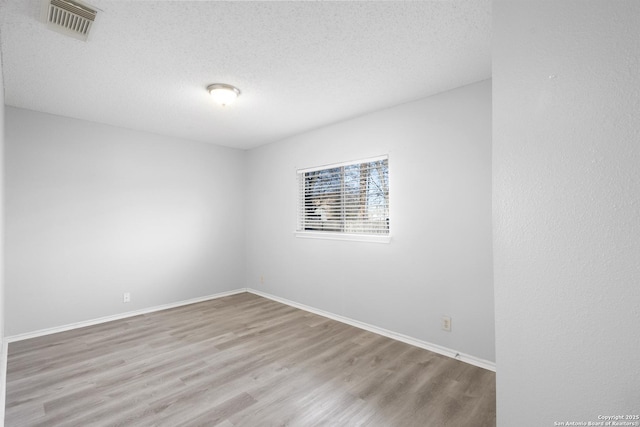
[294,231,391,244]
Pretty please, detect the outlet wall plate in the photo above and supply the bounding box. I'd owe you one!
[123,292,131,303]
[442,316,451,332]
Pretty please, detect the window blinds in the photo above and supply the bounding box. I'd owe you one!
[297,156,389,235]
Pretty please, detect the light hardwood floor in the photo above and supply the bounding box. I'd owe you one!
[5,292,495,426]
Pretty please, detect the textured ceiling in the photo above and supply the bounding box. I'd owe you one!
[0,1,491,149]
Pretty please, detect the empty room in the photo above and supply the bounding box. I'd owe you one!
[0,1,638,426]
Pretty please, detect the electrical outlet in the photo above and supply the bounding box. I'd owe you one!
[442,316,451,332]
[260,275,264,284]
[123,292,131,303]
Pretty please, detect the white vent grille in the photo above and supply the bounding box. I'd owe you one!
[44,0,97,41]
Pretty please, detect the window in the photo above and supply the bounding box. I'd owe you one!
[297,156,389,241]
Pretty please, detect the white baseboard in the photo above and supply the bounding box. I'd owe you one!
[248,288,496,372]
[6,288,248,343]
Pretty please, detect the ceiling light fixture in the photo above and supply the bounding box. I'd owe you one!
[207,83,241,107]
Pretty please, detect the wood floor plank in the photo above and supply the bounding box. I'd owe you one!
[5,292,495,426]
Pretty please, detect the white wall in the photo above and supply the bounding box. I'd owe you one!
[0,47,4,344]
[494,2,640,425]
[5,108,246,336]
[0,34,6,427]
[246,80,494,363]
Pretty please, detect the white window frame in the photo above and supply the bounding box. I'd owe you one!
[295,155,391,243]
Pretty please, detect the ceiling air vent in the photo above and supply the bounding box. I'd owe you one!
[43,0,97,41]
